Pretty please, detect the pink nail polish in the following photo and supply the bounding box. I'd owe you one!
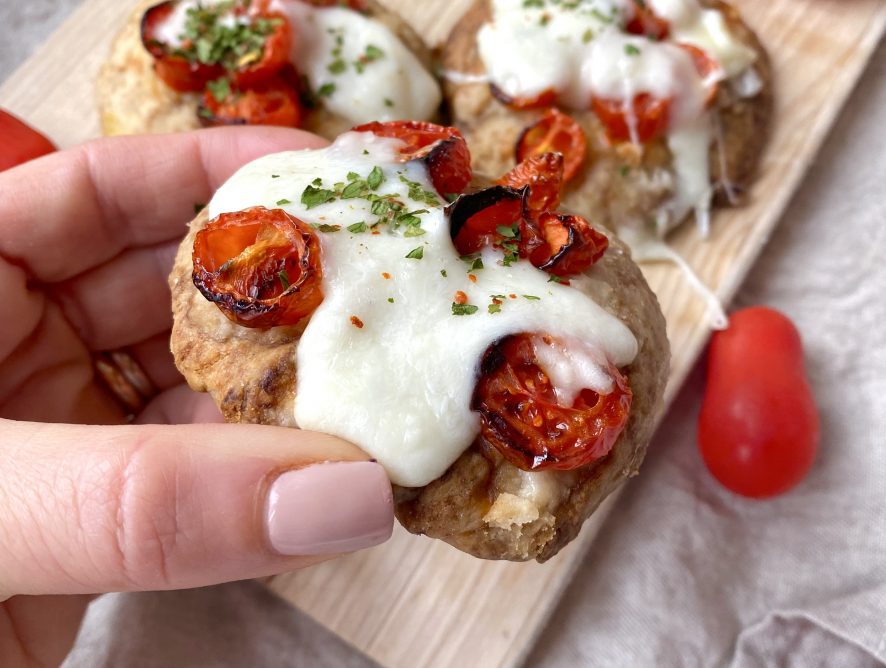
[266,461,393,556]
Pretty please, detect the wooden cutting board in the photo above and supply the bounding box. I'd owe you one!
[2,2,883,666]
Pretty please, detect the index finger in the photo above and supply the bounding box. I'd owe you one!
[0,127,328,282]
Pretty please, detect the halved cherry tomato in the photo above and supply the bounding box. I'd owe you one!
[490,84,558,111]
[473,333,632,471]
[515,108,587,183]
[698,307,819,498]
[198,76,302,127]
[192,206,323,328]
[0,110,56,172]
[496,152,564,215]
[679,43,721,106]
[529,212,609,277]
[141,1,222,92]
[449,186,525,256]
[591,93,671,144]
[625,0,670,40]
[228,13,292,88]
[301,0,367,9]
[351,121,472,198]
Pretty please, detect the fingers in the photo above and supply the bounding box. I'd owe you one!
[135,386,225,425]
[129,332,183,391]
[0,419,393,598]
[50,241,177,351]
[0,127,329,283]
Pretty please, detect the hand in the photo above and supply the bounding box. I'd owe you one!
[0,128,394,667]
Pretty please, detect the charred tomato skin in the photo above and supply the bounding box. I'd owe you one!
[490,84,558,111]
[350,121,473,197]
[473,334,632,471]
[192,206,323,328]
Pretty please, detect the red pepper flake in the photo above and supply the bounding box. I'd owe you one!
[509,294,518,299]
[350,315,364,329]
[454,290,469,305]
[371,228,381,235]
[382,272,392,279]
[492,297,503,305]
[468,274,478,283]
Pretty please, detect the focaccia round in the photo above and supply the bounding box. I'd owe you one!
[442,0,773,233]
[169,191,669,562]
[97,0,437,138]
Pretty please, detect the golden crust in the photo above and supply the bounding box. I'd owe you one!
[170,192,669,562]
[441,0,773,230]
[97,0,438,138]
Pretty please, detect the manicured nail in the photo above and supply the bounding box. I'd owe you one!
[266,461,393,556]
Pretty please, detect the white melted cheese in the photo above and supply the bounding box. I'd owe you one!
[648,0,756,77]
[208,132,638,487]
[477,0,758,235]
[278,2,441,125]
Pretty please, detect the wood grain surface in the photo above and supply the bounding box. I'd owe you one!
[1,1,883,666]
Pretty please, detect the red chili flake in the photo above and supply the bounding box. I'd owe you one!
[492,297,503,305]
[350,315,364,328]
[468,274,478,283]
[454,291,469,305]
[382,272,392,279]
[509,294,518,299]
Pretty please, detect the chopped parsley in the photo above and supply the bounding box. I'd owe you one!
[384,97,394,108]
[301,185,336,209]
[582,28,594,43]
[367,166,385,190]
[619,165,631,177]
[312,223,341,233]
[624,44,641,56]
[488,303,502,314]
[405,246,424,260]
[275,198,291,206]
[548,274,568,284]
[523,294,541,300]
[206,77,231,103]
[271,174,280,179]
[451,303,479,316]
[387,297,395,303]
[347,221,368,233]
[440,269,448,277]
[318,82,336,97]
[399,175,440,206]
[278,269,291,290]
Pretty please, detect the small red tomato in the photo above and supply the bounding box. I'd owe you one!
[678,43,720,106]
[0,109,57,172]
[473,333,632,471]
[528,212,609,277]
[198,76,303,127]
[591,93,671,144]
[448,186,525,256]
[192,206,323,328]
[625,0,670,40]
[490,84,558,111]
[228,12,292,89]
[515,108,587,183]
[496,152,564,215]
[351,121,472,198]
[698,307,820,498]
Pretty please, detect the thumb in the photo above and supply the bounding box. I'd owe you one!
[0,418,393,597]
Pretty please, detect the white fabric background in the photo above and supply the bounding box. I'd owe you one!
[2,5,884,667]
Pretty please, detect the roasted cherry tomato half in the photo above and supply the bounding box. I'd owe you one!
[529,212,609,277]
[199,76,302,127]
[496,152,564,215]
[591,93,671,144]
[351,121,472,198]
[679,43,721,106]
[490,84,558,111]
[301,0,367,9]
[141,1,223,92]
[698,307,820,498]
[473,334,632,471]
[516,108,587,183]
[192,206,323,328]
[625,0,670,39]
[228,12,292,88]
[0,109,56,172]
[449,186,526,256]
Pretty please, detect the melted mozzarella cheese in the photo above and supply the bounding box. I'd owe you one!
[648,0,756,77]
[532,334,615,404]
[278,2,441,125]
[208,132,638,487]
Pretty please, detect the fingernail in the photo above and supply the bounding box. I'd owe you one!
[266,461,393,556]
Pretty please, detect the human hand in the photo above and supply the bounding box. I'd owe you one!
[0,128,394,666]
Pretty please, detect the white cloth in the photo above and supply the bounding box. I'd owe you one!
[2,3,882,664]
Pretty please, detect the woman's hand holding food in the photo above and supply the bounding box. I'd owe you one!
[0,127,394,668]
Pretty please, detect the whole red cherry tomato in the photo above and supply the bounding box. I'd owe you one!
[0,109,57,172]
[698,307,820,498]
